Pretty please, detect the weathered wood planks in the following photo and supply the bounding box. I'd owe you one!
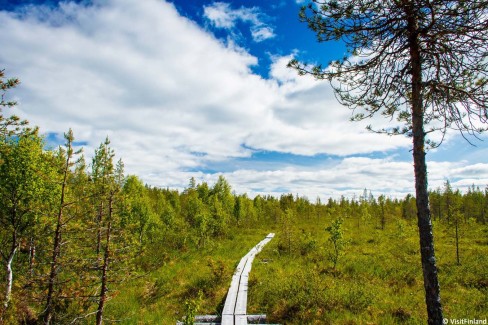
[221,233,275,325]
[177,233,275,325]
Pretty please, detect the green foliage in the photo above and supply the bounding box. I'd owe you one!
[290,4,488,322]
[1,70,486,323]
[0,70,19,108]
[325,218,349,270]
[1,136,486,324]
[183,291,203,325]
[248,215,487,324]
[0,70,31,139]
[278,208,295,254]
[298,229,318,256]
[290,1,488,139]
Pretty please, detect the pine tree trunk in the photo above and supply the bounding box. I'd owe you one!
[96,196,113,325]
[380,202,385,230]
[44,152,70,324]
[455,218,460,265]
[437,203,442,222]
[44,206,64,324]
[96,201,104,265]
[446,195,451,224]
[407,10,443,324]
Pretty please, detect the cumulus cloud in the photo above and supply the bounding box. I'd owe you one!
[0,0,484,199]
[203,2,275,42]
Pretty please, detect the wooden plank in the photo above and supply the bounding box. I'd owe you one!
[183,321,219,324]
[235,314,247,325]
[179,314,267,325]
[194,315,221,322]
[234,275,248,315]
[246,314,266,323]
[234,255,248,274]
[220,233,274,325]
[221,314,233,325]
[222,275,241,316]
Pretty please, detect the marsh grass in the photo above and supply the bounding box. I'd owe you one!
[102,216,486,324]
[248,216,487,324]
[104,228,270,324]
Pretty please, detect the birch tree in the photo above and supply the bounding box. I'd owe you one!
[0,131,45,317]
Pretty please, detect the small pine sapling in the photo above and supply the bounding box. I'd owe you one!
[325,218,349,271]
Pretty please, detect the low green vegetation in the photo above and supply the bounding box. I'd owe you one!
[1,71,487,324]
[248,211,487,324]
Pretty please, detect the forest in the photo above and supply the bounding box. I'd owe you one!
[1,70,488,324]
[0,69,488,324]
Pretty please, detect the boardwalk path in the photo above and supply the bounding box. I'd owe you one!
[221,233,275,325]
[178,233,275,325]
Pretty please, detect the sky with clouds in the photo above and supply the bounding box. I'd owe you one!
[1,0,487,200]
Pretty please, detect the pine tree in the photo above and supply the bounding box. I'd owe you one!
[43,129,83,324]
[378,195,387,230]
[290,2,488,322]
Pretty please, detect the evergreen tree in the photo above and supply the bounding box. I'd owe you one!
[430,188,443,221]
[290,3,488,321]
[1,70,30,139]
[325,218,348,271]
[43,129,83,324]
[378,195,387,230]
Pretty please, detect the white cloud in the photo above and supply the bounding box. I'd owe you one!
[0,0,484,200]
[203,2,275,42]
[251,26,275,42]
[192,158,488,200]
[203,2,235,28]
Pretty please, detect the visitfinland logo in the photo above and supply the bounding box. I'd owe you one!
[443,319,487,325]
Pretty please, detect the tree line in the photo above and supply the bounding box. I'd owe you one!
[2,69,487,323]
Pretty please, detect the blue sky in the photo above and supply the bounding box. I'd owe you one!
[1,0,487,199]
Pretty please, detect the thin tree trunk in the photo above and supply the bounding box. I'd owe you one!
[2,236,17,319]
[407,9,443,324]
[96,201,103,264]
[455,218,460,265]
[380,201,385,230]
[446,195,451,224]
[28,237,35,277]
[44,153,70,324]
[3,249,16,310]
[96,196,113,325]
[482,194,487,224]
[44,210,63,324]
[437,202,442,222]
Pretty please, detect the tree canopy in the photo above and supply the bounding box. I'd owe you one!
[290,0,488,146]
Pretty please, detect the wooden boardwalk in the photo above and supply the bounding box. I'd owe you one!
[178,233,275,325]
[221,233,275,325]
